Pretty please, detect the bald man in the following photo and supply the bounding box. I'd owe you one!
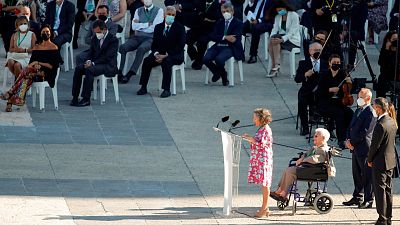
[18,6,40,38]
[344,88,377,209]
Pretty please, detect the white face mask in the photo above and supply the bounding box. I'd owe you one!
[144,0,152,7]
[223,12,232,20]
[95,32,104,40]
[372,109,378,117]
[19,24,28,32]
[356,97,365,107]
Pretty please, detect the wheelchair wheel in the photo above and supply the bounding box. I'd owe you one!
[313,193,333,214]
[277,199,289,210]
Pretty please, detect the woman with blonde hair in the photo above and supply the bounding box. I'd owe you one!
[242,108,273,218]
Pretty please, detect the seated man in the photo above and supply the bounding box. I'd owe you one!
[70,20,119,107]
[203,2,244,86]
[270,128,330,201]
[118,0,164,83]
[295,42,328,136]
[44,0,75,48]
[84,5,118,45]
[18,5,40,38]
[136,6,186,98]
[242,0,273,64]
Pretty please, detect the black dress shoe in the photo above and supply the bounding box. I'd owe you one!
[358,201,373,209]
[342,197,362,206]
[191,60,203,70]
[160,90,171,98]
[69,98,79,106]
[137,87,148,95]
[222,79,229,86]
[211,73,221,82]
[120,71,136,84]
[247,55,257,64]
[221,70,229,86]
[77,99,90,107]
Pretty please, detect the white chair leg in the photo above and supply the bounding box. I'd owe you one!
[39,85,45,110]
[290,51,296,78]
[63,45,69,72]
[51,87,58,110]
[205,68,210,84]
[228,57,234,86]
[172,68,177,95]
[181,66,186,93]
[112,76,119,102]
[2,68,9,91]
[264,33,269,61]
[70,44,74,69]
[373,32,379,44]
[238,60,243,84]
[158,72,162,91]
[100,76,106,104]
[32,86,37,107]
[93,78,98,100]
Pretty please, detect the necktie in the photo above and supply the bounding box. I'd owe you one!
[100,38,104,47]
[224,20,229,35]
[355,108,362,117]
[145,8,149,12]
[164,26,170,36]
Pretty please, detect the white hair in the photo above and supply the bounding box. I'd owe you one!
[315,128,330,143]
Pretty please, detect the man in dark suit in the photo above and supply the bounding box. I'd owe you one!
[203,2,245,86]
[368,97,397,225]
[295,42,327,135]
[70,20,119,107]
[136,6,186,98]
[343,88,376,209]
[164,0,202,29]
[44,0,75,48]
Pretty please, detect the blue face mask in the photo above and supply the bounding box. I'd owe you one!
[278,9,287,16]
[165,15,175,25]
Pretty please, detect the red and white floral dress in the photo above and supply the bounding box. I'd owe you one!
[247,124,273,187]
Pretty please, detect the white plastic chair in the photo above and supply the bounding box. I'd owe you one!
[93,53,121,104]
[31,68,61,110]
[204,36,245,86]
[2,67,12,91]
[262,32,270,60]
[158,62,186,95]
[61,24,75,72]
[116,14,128,44]
[281,47,301,79]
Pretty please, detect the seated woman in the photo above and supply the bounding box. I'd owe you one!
[0,25,63,112]
[6,16,36,77]
[267,3,300,77]
[270,128,330,201]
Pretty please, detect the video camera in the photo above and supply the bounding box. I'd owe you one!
[321,0,365,15]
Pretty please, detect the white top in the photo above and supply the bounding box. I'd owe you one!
[270,11,301,47]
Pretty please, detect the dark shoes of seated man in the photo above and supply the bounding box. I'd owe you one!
[118,70,136,84]
[70,98,90,107]
[137,87,171,98]
[211,71,229,86]
[247,55,257,64]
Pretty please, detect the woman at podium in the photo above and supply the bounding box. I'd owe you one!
[242,108,273,218]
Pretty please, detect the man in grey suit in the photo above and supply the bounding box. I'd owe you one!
[343,88,376,209]
[368,97,397,225]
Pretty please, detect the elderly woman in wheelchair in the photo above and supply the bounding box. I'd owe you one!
[270,128,331,203]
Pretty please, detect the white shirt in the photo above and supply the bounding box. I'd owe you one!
[311,58,320,72]
[131,6,164,33]
[378,112,388,121]
[54,1,64,32]
[248,0,268,22]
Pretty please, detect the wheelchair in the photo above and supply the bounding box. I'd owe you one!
[276,147,338,215]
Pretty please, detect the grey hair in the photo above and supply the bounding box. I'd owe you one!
[315,128,330,143]
[361,88,372,99]
[165,5,176,14]
[222,2,234,10]
[309,42,322,49]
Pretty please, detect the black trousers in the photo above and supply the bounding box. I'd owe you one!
[242,20,273,57]
[298,92,315,131]
[372,167,393,223]
[186,23,214,63]
[352,154,374,202]
[318,103,354,142]
[53,33,73,49]
[139,54,183,91]
[0,15,17,52]
[72,63,107,99]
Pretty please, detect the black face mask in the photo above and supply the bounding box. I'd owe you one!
[331,64,341,71]
[312,52,321,59]
[41,33,50,41]
[391,40,398,48]
[98,15,108,22]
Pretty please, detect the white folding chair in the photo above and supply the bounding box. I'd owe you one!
[282,47,301,79]
[204,36,245,86]
[157,62,186,95]
[116,14,128,44]
[61,24,75,72]
[2,67,12,91]
[31,68,61,110]
[262,32,270,61]
[93,53,121,104]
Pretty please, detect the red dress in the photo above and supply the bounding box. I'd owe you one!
[247,124,273,187]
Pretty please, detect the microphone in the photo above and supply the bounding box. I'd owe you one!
[216,115,230,128]
[229,120,240,132]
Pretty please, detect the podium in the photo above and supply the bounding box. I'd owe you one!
[213,127,243,216]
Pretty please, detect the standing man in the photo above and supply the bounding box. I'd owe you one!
[368,97,397,225]
[44,0,75,48]
[118,0,164,83]
[136,6,186,98]
[343,88,376,209]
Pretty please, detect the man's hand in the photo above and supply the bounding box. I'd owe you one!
[225,35,236,43]
[305,69,314,77]
[368,162,373,167]
[155,53,168,63]
[251,19,258,25]
[345,140,354,150]
[345,77,352,83]
[174,4,182,13]
[84,60,92,68]
[316,8,324,16]
[329,87,339,93]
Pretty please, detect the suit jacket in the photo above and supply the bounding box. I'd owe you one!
[295,58,327,96]
[209,18,245,61]
[348,105,377,157]
[164,0,202,28]
[244,0,273,23]
[368,115,397,171]
[270,11,301,47]
[85,19,118,45]
[151,22,186,62]
[88,32,119,76]
[44,0,75,38]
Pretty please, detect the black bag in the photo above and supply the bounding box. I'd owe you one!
[296,162,328,181]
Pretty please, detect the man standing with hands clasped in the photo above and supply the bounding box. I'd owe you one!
[368,97,397,225]
[343,88,376,209]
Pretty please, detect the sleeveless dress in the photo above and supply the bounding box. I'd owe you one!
[248,124,274,187]
[6,31,34,68]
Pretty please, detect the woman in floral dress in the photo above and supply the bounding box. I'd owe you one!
[242,108,273,218]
